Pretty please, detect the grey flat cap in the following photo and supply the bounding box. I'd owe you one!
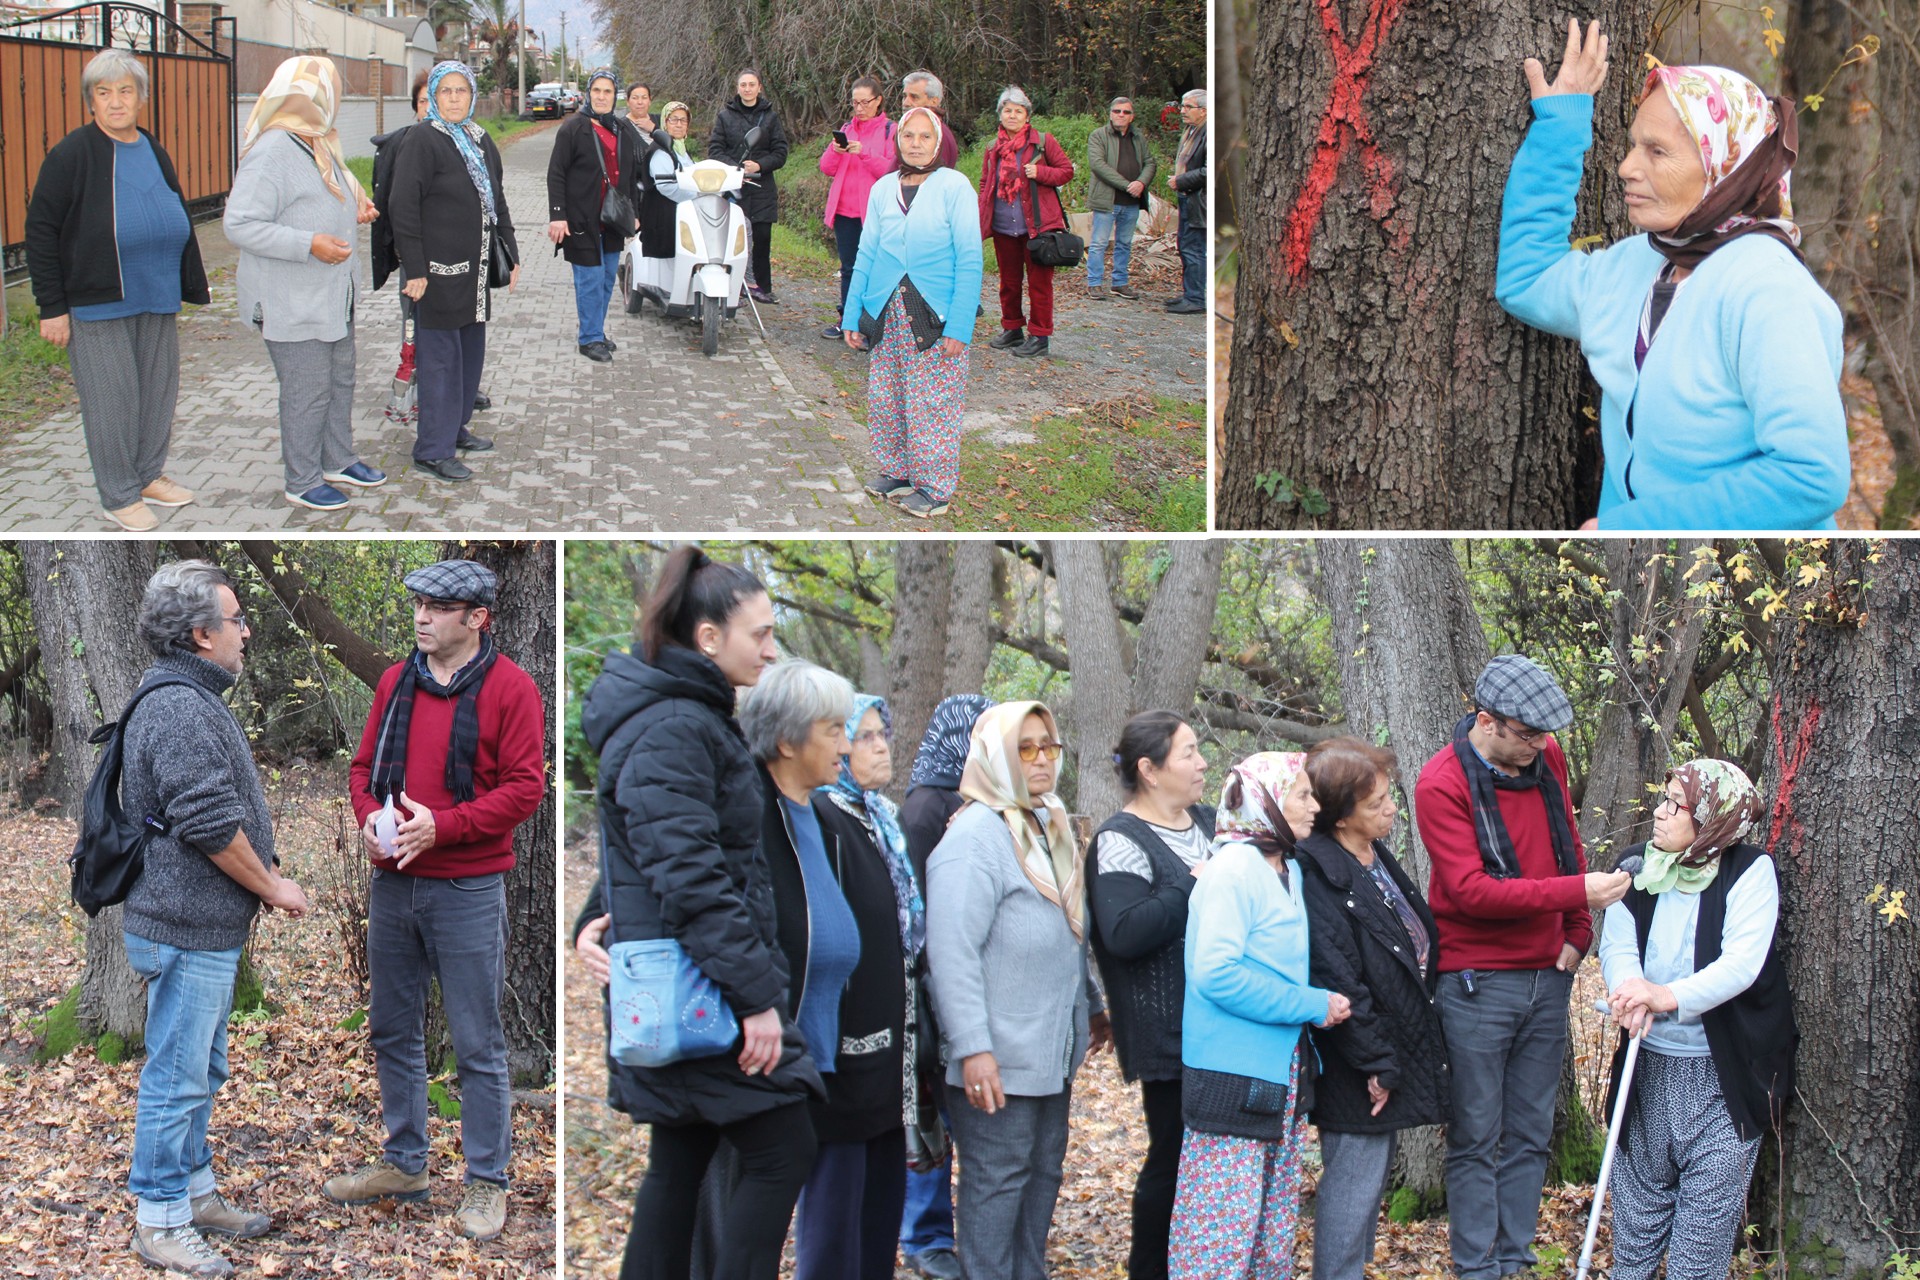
[1474,654,1572,732]
[404,559,497,606]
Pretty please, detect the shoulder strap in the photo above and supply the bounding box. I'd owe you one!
[99,673,218,822]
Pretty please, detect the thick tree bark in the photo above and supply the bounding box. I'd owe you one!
[942,540,998,696]
[1132,541,1229,717]
[887,541,955,800]
[1051,541,1134,820]
[1759,540,1920,1269]
[1217,1,1650,529]
[21,541,158,1047]
[454,540,558,1088]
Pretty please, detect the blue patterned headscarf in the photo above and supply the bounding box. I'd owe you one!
[909,693,993,790]
[424,61,496,222]
[821,694,925,959]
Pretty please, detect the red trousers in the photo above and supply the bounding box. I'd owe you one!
[992,233,1055,337]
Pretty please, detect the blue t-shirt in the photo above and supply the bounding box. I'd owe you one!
[72,134,190,322]
[782,795,860,1073]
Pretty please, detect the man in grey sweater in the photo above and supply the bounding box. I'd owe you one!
[120,559,309,1278]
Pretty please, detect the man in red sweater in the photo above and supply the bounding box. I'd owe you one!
[1413,654,1630,1280]
[324,559,546,1244]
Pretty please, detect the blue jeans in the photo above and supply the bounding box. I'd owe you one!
[1177,215,1205,306]
[573,253,622,345]
[368,868,512,1185]
[835,215,864,310]
[900,1108,956,1255]
[1087,205,1141,287]
[125,931,241,1228]
[1437,967,1574,1280]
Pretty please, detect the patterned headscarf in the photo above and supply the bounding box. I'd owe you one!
[1636,757,1763,895]
[1212,752,1310,866]
[910,693,993,789]
[820,695,925,959]
[424,61,496,223]
[658,101,693,162]
[1641,65,1801,267]
[583,67,621,129]
[960,701,1082,940]
[240,56,363,204]
[896,104,946,176]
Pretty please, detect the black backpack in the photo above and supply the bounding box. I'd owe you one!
[67,674,197,917]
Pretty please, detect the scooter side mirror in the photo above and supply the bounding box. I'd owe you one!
[651,128,672,151]
[743,125,763,150]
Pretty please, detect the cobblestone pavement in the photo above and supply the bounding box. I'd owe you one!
[0,126,897,533]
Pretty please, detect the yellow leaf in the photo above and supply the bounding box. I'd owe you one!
[1732,560,1755,583]
[1643,52,1664,70]
[1761,5,1774,21]
[1796,562,1825,587]
[1804,91,1825,112]
[1867,884,1886,904]
[1725,632,1749,654]
[1762,27,1785,57]
[1880,891,1908,924]
[1279,321,1300,348]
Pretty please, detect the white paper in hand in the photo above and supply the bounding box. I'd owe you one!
[374,797,400,859]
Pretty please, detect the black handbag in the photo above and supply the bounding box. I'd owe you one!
[487,222,518,289]
[1024,134,1084,269]
[590,121,637,235]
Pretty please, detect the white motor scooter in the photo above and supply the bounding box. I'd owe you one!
[619,127,765,356]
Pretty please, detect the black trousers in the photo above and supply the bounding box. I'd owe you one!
[1131,1076,1185,1280]
[623,1101,817,1280]
[750,219,775,292]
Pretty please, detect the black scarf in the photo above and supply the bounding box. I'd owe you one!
[1449,713,1579,880]
[370,633,497,804]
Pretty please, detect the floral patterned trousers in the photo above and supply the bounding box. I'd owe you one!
[867,290,969,502]
[1167,1052,1306,1280]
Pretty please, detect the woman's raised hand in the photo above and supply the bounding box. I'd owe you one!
[1524,17,1609,101]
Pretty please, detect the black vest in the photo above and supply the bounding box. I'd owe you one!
[1605,841,1798,1142]
[1088,806,1215,1083]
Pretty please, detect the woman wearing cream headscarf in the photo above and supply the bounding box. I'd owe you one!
[1597,758,1796,1280]
[924,701,1109,1280]
[1497,21,1848,530]
[1167,751,1348,1280]
[224,55,385,512]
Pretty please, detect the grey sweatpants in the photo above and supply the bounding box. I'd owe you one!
[1610,1050,1761,1280]
[946,1084,1071,1280]
[264,333,361,493]
[1312,1129,1396,1279]
[67,311,179,508]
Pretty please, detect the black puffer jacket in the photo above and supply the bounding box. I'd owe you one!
[1296,832,1451,1134]
[582,643,822,1125]
[707,95,789,224]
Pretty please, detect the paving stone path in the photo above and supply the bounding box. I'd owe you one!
[0,125,894,533]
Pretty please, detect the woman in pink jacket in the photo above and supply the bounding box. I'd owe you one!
[819,76,898,338]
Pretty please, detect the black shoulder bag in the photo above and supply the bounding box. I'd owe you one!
[589,119,637,236]
[1024,134,1085,269]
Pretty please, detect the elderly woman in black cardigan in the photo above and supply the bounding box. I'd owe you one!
[546,67,641,363]
[1297,738,1450,1280]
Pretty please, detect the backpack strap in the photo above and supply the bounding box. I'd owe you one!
[97,673,218,830]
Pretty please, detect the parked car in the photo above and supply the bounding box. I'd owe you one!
[560,85,582,112]
[527,82,564,118]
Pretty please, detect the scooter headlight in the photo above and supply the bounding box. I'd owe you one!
[679,223,699,254]
[692,167,727,194]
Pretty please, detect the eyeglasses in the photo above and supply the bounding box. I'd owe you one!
[1017,741,1065,763]
[851,95,877,107]
[412,595,473,615]
[1489,715,1548,745]
[1655,794,1687,816]
[852,728,893,747]
[1112,108,1134,115]
[222,612,249,630]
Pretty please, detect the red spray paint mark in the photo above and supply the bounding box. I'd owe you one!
[1276,0,1407,284]
[1767,691,1822,870]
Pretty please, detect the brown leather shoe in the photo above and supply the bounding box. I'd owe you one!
[140,476,195,507]
[105,502,159,531]
[453,1180,507,1241]
[190,1190,270,1239]
[322,1160,430,1205]
[131,1224,233,1276]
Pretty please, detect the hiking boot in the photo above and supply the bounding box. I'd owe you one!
[140,476,195,507]
[190,1190,270,1239]
[453,1180,508,1241]
[1112,284,1140,299]
[1086,284,1109,299]
[322,1160,430,1205]
[865,473,913,499]
[1012,335,1051,359]
[105,501,159,531]
[891,488,951,519]
[988,327,1025,350]
[131,1224,232,1276]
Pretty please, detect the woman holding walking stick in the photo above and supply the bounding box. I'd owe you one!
[1596,759,1797,1280]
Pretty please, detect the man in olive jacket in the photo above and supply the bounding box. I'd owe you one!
[1086,97,1158,300]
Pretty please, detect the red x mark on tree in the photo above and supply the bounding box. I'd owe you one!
[1277,0,1408,284]
[1767,691,1821,870]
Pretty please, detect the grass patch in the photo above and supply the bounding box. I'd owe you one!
[478,114,541,144]
[950,393,1205,531]
[0,288,74,426]
[769,221,838,278]
[346,154,375,196]
[31,983,139,1063]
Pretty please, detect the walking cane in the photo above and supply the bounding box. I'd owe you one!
[1577,852,1645,1280]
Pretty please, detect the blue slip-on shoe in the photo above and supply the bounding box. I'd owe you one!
[324,462,388,488]
[285,483,350,510]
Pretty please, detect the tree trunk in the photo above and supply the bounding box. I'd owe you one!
[1758,540,1920,1269]
[1132,541,1229,717]
[21,540,158,1048]
[1051,541,1132,819]
[450,540,557,1087]
[1314,538,1488,1207]
[943,540,998,696]
[1217,0,1649,529]
[238,541,398,689]
[887,541,954,800]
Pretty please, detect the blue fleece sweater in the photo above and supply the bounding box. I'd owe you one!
[841,167,984,345]
[1496,94,1848,531]
[1181,842,1331,1087]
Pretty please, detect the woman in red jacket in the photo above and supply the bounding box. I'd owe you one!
[977,86,1074,359]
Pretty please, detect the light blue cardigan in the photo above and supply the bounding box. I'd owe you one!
[841,167,983,346]
[1182,841,1331,1088]
[1496,95,1848,531]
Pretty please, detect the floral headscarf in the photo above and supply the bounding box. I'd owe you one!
[658,101,693,162]
[240,56,362,204]
[909,693,992,790]
[1636,757,1762,895]
[1212,752,1309,872]
[896,105,947,177]
[820,694,925,959]
[424,61,496,223]
[959,700,1082,940]
[1641,65,1801,267]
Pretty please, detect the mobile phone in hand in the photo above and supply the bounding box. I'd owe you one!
[833,130,850,149]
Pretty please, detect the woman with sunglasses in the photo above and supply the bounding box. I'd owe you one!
[925,701,1110,1280]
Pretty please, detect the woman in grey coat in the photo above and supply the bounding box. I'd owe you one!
[224,55,387,511]
[926,700,1110,1280]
